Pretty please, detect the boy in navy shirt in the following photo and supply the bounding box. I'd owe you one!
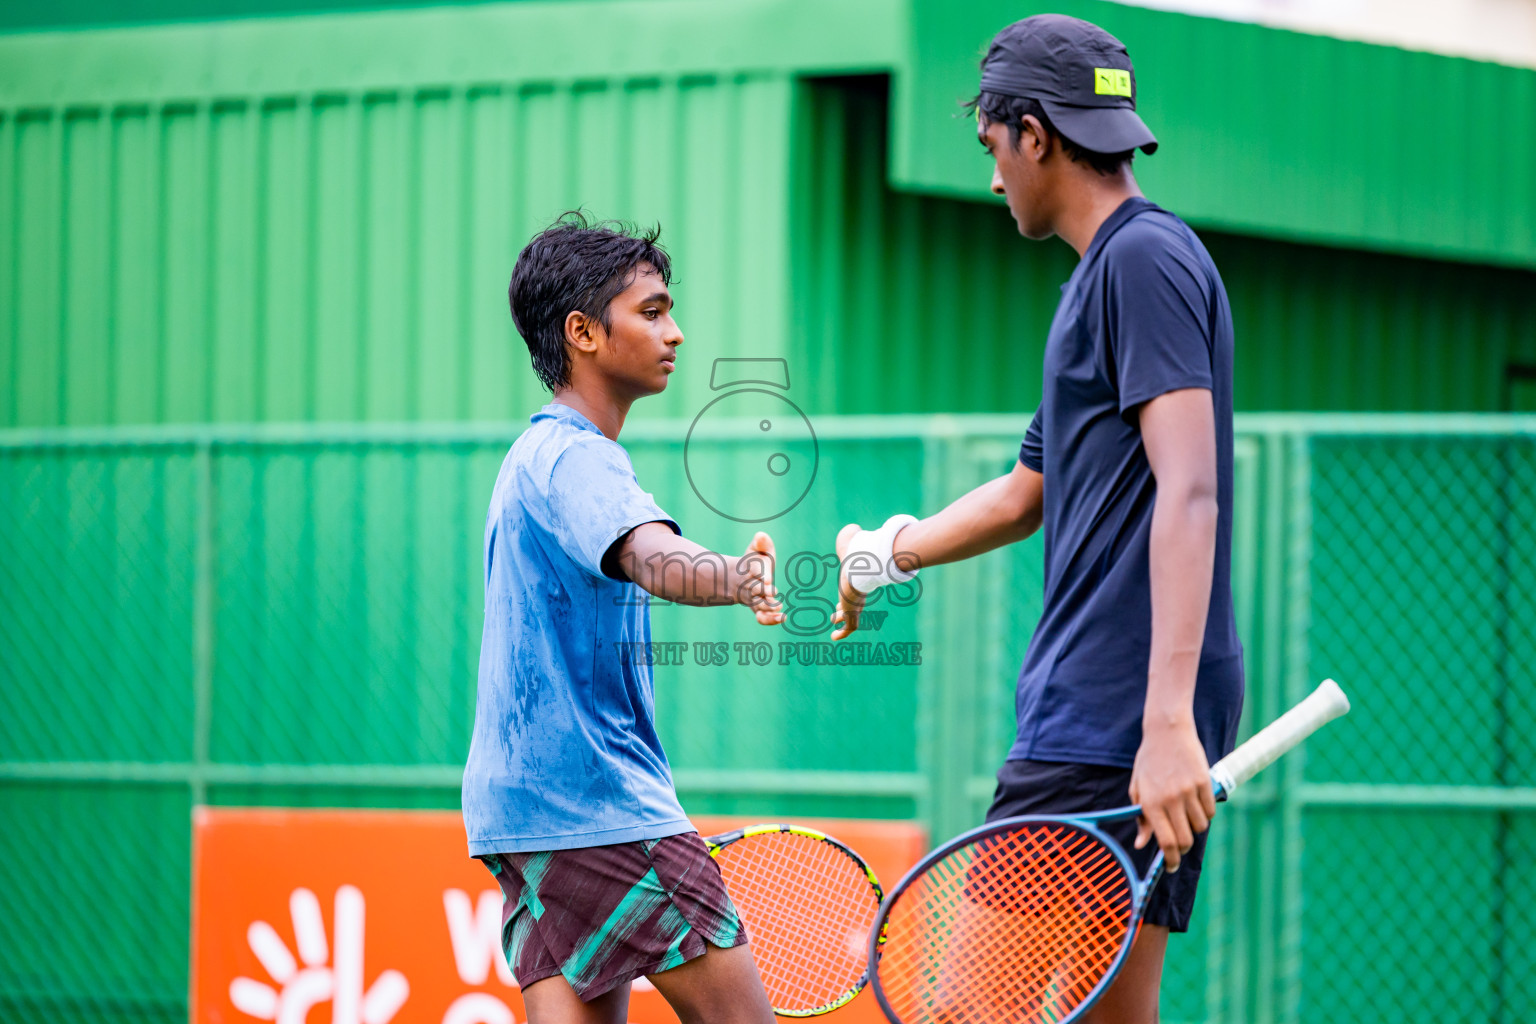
[831,16,1243,1023]
[463,213,783,1024]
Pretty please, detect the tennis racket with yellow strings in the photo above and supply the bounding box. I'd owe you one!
[706,824,884,1016]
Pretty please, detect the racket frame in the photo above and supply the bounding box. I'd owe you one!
[868,679,1349,1024]
[706,823,885,1017]
[866,807,1154,1024]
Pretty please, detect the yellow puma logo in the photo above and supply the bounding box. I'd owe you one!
[1094,68,1132,97]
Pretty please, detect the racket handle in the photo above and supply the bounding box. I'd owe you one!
[1209,679,1350,798]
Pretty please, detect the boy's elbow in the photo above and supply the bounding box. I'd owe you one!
[1164,481,1219,533]
[1007,463,1045,532]
[1015,503,1044,535]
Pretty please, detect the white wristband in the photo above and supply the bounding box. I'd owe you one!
[842,514,920,595]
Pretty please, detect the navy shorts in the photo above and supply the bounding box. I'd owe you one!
[985,758,1209,933]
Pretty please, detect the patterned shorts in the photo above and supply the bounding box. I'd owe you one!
[480,832,747,1000]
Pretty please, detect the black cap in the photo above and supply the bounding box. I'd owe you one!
[979,14,1158,156]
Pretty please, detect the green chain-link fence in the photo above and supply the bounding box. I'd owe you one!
[2,414,1533,1023]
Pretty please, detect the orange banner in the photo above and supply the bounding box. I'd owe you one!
[191,808,925,1024]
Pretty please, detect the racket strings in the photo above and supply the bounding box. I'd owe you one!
[963,848,1126,1019]
[716,831,881,1013]
[720,835,872,1007]
[877,823,1135,1024]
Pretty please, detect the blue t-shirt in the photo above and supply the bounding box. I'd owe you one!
[462,403,691,854]
[1012,197,1244,768]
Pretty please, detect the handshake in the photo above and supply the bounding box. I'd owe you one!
[726,514,923,638]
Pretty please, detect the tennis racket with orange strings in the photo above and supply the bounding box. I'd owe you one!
[868,679,1351,1024]
[706,824,884,1016]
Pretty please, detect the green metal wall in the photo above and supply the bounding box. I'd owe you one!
[4,415,1535,1024]
[8,68,1533,430]
[4,7,1536,1024]
[899,0,1536,269]
[0,74,800,428]
[0,0,899,430]
[4,3,1536,429]
[792,77,1536,416]
[9,0,1536,272]
[0,0,518,33]
[1209,234,1536,411]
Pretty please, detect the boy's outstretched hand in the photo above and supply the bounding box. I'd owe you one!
[829,523,866,640]
[735,531,785,626]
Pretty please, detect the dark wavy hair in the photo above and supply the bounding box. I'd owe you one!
[508,210,673,392]
[965,91,1134,177]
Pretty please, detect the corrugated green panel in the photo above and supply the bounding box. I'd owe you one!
[0,783,190,1024]
[791,77,1073,417]
[0,72,801,428]
[13,111,61,426]
[7,5,1536,431]
[0,0,902,107]
[1208,234,1536,412]
[899,0,1536,268]
[0,0,538,33]
[62,111,111,423]
[0,0,910,430]
[0,449,196,762]
[793,77,1536,415]
[0,113,13,429]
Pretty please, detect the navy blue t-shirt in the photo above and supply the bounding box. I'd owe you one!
[1012,197,1244,768]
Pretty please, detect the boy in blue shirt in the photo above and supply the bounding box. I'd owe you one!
[463,213,783,1024]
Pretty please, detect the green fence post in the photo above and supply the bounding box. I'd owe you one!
[1241,428,1291,1024]
[191,440,214,809]
[1278,431,1313,1024]
[915,418,979,846]
[1207,434,1264,1024]
[914,426,939,840]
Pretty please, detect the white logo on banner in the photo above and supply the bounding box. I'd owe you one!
[440,889,516,1024]
[228,885,410,1024]
[443,889,516,987]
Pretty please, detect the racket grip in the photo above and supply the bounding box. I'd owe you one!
[1209,679,1350,798]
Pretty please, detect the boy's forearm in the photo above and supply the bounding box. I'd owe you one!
[895,462,1044,570]
[616,524,750,607]
[1144,484,1218,724]
[1138,387,1220,726]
